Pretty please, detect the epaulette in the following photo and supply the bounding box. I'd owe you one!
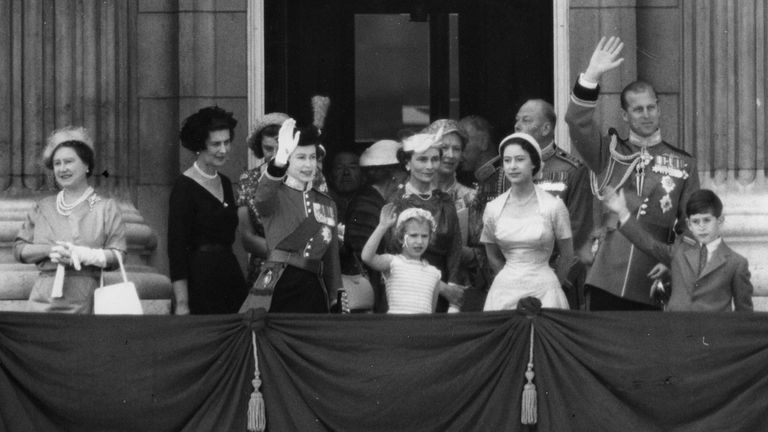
[661,141,693,158]
[313,187,334,200]
[554,150,583,169]
[474,156,500,182]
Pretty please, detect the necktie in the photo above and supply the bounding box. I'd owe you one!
[698,244,708,276]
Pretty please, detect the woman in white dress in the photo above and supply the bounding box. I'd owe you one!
[481,132,573,310]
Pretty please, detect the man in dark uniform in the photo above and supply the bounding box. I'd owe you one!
[469,99,594,308]
[565,36,699,311]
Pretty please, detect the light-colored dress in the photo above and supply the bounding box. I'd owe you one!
[481,186,571,310]
[14,194,127,313]
[384,255,442,314]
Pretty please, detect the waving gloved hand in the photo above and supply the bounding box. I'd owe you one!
[273,118,301,167]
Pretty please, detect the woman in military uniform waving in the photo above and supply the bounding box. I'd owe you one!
[239,118,342,313]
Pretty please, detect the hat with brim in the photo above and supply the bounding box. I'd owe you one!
[421,119,468,144]
[360,140,401,167]
[402,123,446,154]
[246,112,289,149]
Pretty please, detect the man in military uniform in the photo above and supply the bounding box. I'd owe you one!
[565,36,699,311]
[469,99,593,308]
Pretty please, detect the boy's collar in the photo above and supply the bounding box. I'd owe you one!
[704,237,722,252]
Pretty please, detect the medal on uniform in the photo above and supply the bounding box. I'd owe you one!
[652,154,689,179]
[313,202,337,226]
[660,195,672,213]
[321,226,332,244]
[661,175,675,194]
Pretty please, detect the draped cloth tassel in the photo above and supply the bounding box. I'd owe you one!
[248,331,266,432]
[521,324,537,425]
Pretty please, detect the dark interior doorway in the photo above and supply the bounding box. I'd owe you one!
[263,0,553,154]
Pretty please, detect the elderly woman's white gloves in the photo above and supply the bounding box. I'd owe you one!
[50,242,108,269]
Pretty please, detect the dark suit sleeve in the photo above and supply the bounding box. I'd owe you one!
[732,256,754,312]
[323,233,342,305]
[168,179,194,282]
[674,161,700,235]
[445,201,463,284]
[563,165,593,251]
[618,217,673,267]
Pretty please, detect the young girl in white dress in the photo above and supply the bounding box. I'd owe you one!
[481,132,573,310]
[362,204,445,314]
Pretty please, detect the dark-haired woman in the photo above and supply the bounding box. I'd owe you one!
[238,118,342,313]
[386,130,465,311]
[168,106,246,315]
[14,127,127,313]
[481,132,572,310]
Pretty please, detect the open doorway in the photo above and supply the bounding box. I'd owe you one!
[262,0,553,150]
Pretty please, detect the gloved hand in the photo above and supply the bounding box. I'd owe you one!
[49,244,69,265]
[273,118,300,166]
[58,242,107,269]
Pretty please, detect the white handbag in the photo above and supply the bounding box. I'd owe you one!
[94,252,143,315]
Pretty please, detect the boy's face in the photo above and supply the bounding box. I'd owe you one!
[686,212,723,245]
[401,220,431,260]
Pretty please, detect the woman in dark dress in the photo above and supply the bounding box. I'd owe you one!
[168,106,247,315]
[386,130,465,311]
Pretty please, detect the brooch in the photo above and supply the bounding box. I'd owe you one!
[87,194,101,211]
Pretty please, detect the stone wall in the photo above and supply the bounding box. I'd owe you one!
[137,0,250,276]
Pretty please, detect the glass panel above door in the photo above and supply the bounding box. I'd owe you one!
[354,14,430,142]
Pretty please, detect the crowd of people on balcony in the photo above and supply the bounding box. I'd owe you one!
[13,36,754,315]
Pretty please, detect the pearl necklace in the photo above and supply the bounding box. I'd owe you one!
[405,182,432,200]
[193,161,218,180]
[56,186,94,216]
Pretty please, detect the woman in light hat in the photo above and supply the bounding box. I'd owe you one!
[168,106,246,315]
[237,112,289,289]
[14,126,127,313]
[481,132,572,310]
[386,130,465,312]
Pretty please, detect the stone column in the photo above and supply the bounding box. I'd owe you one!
[681,0,768,296]
[0,0,170,313]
